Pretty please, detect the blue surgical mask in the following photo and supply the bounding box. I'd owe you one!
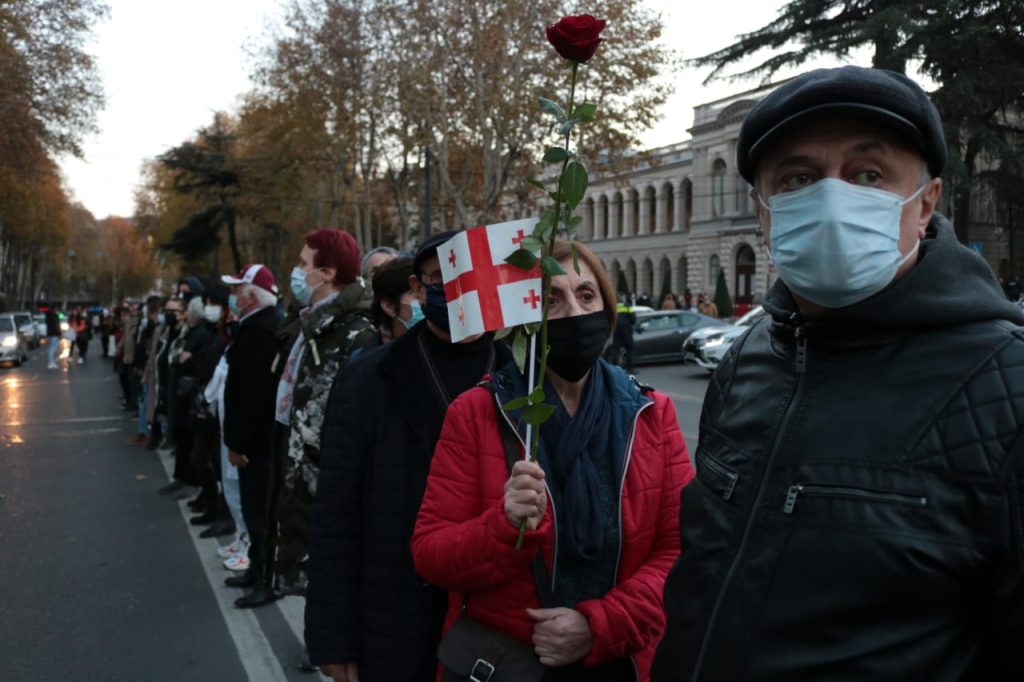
[761,178,925,308]
[290,267,325,307]
[228,294,241,317]
[402,300,425,330]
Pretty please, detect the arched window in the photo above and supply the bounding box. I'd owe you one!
[712,159,727,218]
[664,182,675,232]
[709,254,721,288]
[645,186,657,234]
[735,244,756,304]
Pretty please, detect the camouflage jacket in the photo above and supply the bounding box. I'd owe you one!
[284,282,375,495]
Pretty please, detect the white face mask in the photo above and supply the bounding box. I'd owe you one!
[760,178,925,308]
[203,305,223,324]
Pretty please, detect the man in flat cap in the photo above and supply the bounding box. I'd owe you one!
[654,66,1024,680]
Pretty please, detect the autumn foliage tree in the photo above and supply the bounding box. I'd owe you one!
[143,0,676,273]
[0,0,106,306]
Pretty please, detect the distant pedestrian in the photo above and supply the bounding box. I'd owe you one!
[70,312,91,364]
[45,309,61,369]
[696,292,718,318]
[660,293,678,310]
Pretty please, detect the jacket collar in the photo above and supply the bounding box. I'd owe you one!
[301,281,367,340]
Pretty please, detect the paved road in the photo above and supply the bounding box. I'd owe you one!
[0,341,708,682]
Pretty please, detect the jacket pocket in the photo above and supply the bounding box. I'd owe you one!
[699,451,739,501]
[783,483,927,515]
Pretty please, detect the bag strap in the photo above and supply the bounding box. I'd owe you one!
[486,381,558,610]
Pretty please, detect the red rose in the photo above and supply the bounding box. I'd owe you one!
[546,15,606,63]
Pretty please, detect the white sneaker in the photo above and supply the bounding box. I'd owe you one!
[216,534,249,558]
[224,552,250,572]
[76,357,83,365]
[47,363,57,370]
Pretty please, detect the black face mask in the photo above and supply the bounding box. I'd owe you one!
[163,312,179,327]
[424,283,451,333]
[546,311,611,382]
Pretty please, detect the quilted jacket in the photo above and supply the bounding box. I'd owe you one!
[411,360,695,680]
[653,215,1024,681]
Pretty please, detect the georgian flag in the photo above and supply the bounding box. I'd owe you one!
[439,219,544,342]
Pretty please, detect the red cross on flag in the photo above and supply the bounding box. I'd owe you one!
[439,218,543,342]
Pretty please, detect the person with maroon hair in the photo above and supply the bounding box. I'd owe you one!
[251,228,376,614]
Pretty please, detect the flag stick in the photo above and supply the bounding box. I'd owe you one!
[524,332,537,459]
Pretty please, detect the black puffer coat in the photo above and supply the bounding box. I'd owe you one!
[654,215,1024,681]
[304,322,510,682]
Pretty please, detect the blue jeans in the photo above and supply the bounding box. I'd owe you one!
[137,384,149,435]
[47,337,60,365]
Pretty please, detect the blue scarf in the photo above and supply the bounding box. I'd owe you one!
[540,364,612,560]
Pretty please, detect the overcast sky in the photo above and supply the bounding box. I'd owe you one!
[58,0,850,219]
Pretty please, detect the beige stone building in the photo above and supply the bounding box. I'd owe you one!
[576,83,777,308]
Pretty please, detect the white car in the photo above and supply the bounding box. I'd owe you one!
[0,314,29,366]
[682,306,768,372]
[13,311,40,348]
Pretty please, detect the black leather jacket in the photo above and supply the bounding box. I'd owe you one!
[654,215,1024,681]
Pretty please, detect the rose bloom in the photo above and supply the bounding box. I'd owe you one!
[546,14,606,63]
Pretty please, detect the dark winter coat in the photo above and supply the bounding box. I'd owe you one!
[653,215,1024,681]
[304,323,510,682]
[223,306,279,460]
[274,284,375,585]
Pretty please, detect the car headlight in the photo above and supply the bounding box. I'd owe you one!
[2,336,16,348]
[703,335,726,348]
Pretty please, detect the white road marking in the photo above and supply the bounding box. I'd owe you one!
[156,451,290,682]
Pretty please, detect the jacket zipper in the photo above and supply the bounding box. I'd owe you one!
[614,398,653,682]
[784,483,927,514]
[691,321,807,680]
[613,400,654,585]
[700,453,739,501]
[492,392,559,590]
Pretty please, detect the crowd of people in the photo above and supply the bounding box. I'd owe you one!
[84,65,1021,682]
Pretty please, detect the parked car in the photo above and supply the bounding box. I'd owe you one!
[12,311,40,348]
[33,314,49,343]
[0,314,29,366]
[682,305,768,373]
[607,310,723,366]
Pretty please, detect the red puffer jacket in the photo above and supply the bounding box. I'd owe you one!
[411,374,694,680]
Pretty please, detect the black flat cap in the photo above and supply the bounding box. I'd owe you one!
[737,66,946,185]
[413,230,460,276]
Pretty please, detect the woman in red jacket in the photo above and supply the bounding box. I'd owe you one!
[412,240,695,681]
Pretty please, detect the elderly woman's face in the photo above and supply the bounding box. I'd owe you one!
[548,258,605,320]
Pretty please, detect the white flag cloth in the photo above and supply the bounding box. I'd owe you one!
[438,219,543,342]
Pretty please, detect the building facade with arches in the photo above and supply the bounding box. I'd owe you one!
[578,84,779,308]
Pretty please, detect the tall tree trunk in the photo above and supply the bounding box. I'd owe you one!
[225,204,242,272]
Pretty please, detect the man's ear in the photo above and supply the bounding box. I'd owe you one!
[380,299,398,319]
[916,178,943,237]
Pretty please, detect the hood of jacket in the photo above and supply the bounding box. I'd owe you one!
[764,213,1024,332]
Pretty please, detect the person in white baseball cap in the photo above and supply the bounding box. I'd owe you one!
[219,263,281,608]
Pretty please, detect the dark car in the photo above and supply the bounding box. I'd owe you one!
[608,310,722,366]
